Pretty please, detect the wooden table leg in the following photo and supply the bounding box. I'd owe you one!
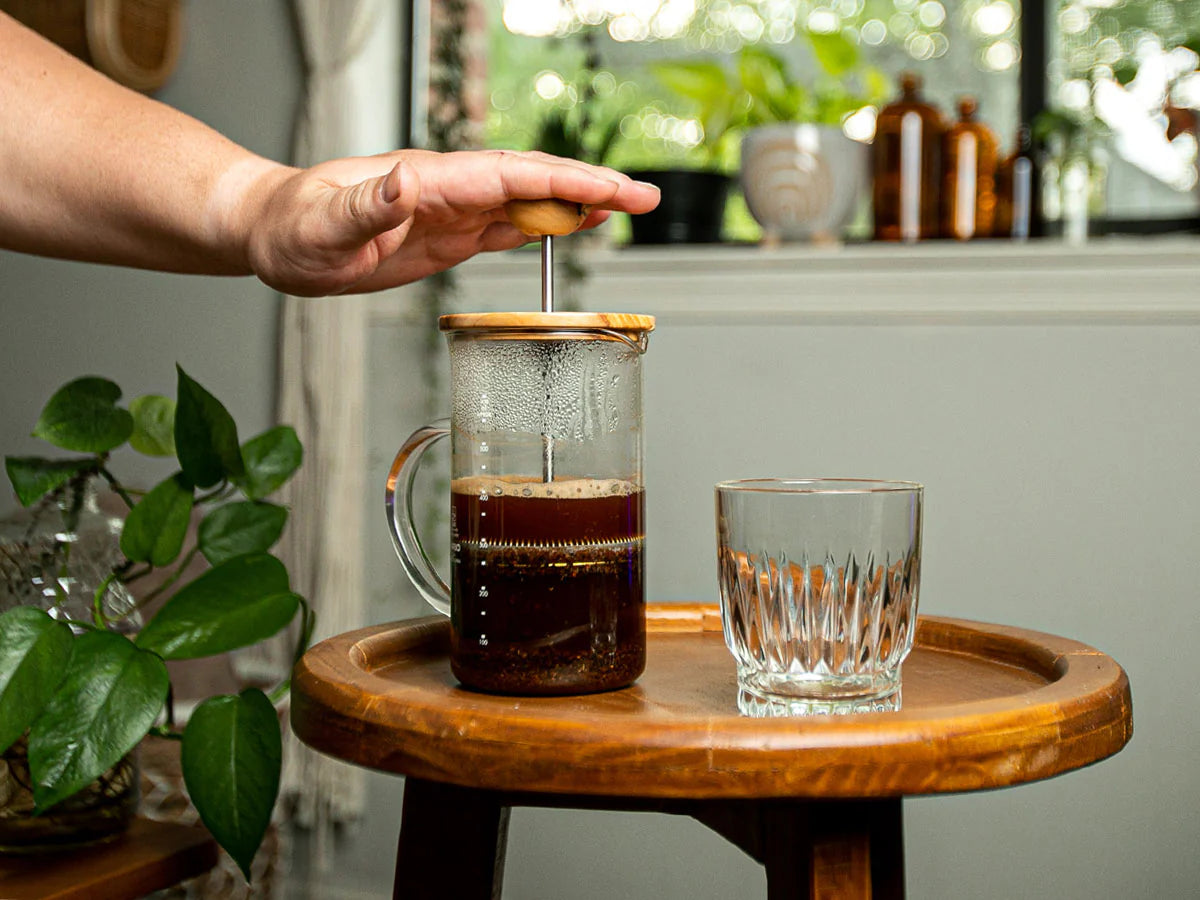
[693,797,905,900]
[393,778,511,900]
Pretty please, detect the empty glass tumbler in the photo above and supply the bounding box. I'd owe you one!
[715,479,923,715]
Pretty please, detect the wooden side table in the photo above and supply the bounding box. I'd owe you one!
[0,818,218,900]
[291,604,1132,900]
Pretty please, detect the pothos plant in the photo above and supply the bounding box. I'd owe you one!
[0,367,312,878]
[650,35,890,168]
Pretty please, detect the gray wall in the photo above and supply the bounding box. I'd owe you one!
[348,243,1199,900]
[0,0,301,502]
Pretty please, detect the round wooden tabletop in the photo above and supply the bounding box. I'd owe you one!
[290,604,1132,800]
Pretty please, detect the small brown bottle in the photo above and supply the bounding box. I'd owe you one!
[873,72,945,242]
[994,126,1037,240]
[940,97,999,240]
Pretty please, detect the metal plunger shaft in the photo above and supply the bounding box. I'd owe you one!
[503,199,589,485]
[541,234,554,314]
[540,235,555,482]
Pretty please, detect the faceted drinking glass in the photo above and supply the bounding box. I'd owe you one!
[715,479,923,716]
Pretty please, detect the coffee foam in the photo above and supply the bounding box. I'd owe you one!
[451,475,640,499]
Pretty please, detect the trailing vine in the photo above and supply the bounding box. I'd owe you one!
[417,0,477,415]
[410,0,480,544]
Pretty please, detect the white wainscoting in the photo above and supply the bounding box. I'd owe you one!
[350,238,1200,900]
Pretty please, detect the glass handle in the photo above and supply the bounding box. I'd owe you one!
[384,419,451,617]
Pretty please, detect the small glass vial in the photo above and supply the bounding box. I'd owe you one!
[994,126,1037,240]
[873,72,945,242]
[940,97,999,240]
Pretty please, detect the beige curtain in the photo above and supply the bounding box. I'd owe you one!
[273,0,379,843]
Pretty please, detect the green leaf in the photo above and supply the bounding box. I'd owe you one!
[738,45,803,125]
[27,630,168,812]
[175,367,244,489]
[4,456,95,507]
[198,502,288,566]
[135,554,300,660]
[129,395,176,457]
[0,608,74,754]
[237,426,302,500]
[651,60,731,106]
[119,473,194,566]
[182,689,281,880]
[807,30,859,78]
[31,377,133,453]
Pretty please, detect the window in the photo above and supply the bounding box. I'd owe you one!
[408,1,1200,235]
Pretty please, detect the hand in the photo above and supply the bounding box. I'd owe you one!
[242,149,661,297]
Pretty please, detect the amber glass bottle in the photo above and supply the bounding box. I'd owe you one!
[993,126,1037,239]
[873,72,945,242]
[940,97,999,240]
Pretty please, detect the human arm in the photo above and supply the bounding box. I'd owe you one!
[0,13,659,296]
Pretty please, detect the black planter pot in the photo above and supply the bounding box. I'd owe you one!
[625,170,730,244]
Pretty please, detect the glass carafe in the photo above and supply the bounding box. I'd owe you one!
[386,312,654,695]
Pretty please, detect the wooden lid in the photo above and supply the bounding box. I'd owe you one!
[439,312,655,334]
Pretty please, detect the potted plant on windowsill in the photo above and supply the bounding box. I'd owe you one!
[736,34,887,242]
[0,369,309,878]
[623,59,749,244]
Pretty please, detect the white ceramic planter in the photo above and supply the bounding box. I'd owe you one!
[740,124,870,242]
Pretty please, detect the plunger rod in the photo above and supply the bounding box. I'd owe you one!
[503,200,589,485]
[541,235,554,313]
[541,235,555,482]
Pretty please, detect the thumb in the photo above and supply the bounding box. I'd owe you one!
[328,161,418,250]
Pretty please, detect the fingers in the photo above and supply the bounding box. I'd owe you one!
[326,160,419,251]
[494,151,661,213]
[431,150,660,216]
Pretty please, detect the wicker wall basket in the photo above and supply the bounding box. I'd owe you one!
[0,0,181,92]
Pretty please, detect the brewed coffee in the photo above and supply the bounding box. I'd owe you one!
[449,475,645,694]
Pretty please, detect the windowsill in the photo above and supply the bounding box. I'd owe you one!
[368,235,1200,325]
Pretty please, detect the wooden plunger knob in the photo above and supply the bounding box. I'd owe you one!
[505,199,591,236]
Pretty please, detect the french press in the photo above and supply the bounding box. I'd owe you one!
[386,201,655,695]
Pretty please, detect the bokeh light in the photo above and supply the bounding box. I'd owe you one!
[502,0,565,37]
[888,13,915,39]
[806,8,841,34]
[1059,5,1091,36]
[860,18,887,45]
[973,2,1015,38]
[842,104,877,141]
[983,40,1019,72]
[917,2,945,29]
[906,32,935,61]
